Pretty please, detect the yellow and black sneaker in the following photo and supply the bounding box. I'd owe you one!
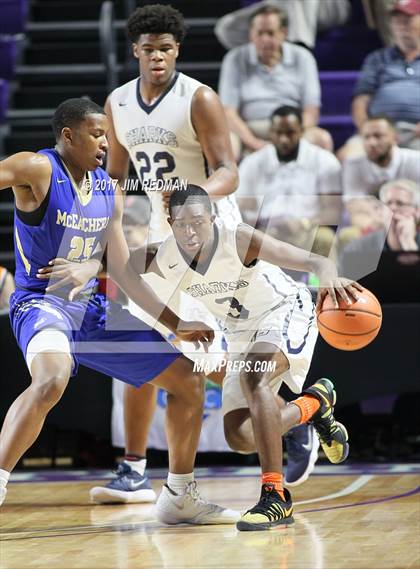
[304,378,349,464]
[236,484,294,532]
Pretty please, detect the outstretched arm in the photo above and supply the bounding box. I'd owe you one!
[236,223,363,310]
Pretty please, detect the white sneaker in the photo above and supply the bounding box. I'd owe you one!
[0,486,6,507]
[155,481,240,525]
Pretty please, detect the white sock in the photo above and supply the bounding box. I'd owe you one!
[124,458,146,476]
[0,470,10,504]
[167,472,194,495]
[0,469,10,488]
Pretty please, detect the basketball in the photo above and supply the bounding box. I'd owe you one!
[317,288,382,351]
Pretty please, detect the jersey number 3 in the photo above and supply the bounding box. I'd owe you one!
[215,296,250,320]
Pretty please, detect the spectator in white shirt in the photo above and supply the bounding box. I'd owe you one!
[339,179,420,282]
[341,116,420,240]
[237,106,342,256]
[218,5,332,159]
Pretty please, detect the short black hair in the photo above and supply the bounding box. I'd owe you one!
[250,5,288,28]
[169,184,212,217]
[365,114,396,129]
[52,98,105,141]
[271,106,303,125]
[127,4,187,44]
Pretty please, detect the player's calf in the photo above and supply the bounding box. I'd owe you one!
[223,410,256,454]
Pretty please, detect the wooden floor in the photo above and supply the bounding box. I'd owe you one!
[1,465,419,569]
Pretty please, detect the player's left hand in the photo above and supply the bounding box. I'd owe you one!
[37,257,102,301]
[316,259,363,311]
[174,320,215,352]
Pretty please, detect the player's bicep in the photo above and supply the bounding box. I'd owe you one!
[236,223,308,269]
[0,152,50,191]
[192,87,235,169]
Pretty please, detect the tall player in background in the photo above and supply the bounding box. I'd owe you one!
[91,3,321,504]
[0,99,240,525]
[90,3,242,504]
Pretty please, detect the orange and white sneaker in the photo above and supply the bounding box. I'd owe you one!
[236,484,294,532]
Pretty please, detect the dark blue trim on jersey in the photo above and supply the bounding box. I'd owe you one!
[286,314,315,355]
[136,72,179,115]
[282,294,316,355]
[262,272,287,297]
[203,153,210,178]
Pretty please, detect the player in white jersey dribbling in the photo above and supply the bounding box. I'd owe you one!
[124,184,362,530]
[89,4,242,506]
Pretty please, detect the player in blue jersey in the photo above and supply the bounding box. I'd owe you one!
[0,98,240,525]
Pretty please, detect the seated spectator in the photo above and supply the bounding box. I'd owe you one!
[236,106,342,257]
[349,0,420,155]
[362,0,397,46]
[379,179,420,251]
[0,266,15,311]
[218,5,332,159]
[216,0,350,51]
[342,116,420,237]
[339,178,419,279]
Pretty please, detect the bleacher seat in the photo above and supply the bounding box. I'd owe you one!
[0,0,28,34]
[319,115,355,149]
[320,71,358,116]
[0,78,8,123]
[0,36,17,79]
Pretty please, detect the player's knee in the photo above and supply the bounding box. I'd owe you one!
[185,373,205,406]
[240,370,267,393]
[29,373,68,409]
[170,372,205,406]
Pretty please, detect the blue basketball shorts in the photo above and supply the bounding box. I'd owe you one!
[9,289,182,387]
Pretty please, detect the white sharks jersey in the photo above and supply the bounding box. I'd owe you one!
[155,219,303,332]
[109,72,241,241]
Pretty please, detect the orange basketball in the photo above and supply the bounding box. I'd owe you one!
[317,288,382,351]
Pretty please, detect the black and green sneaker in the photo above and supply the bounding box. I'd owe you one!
[304,378,349,464]
[236,484,294,532]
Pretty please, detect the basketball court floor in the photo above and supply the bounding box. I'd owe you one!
[1,463,419,569]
